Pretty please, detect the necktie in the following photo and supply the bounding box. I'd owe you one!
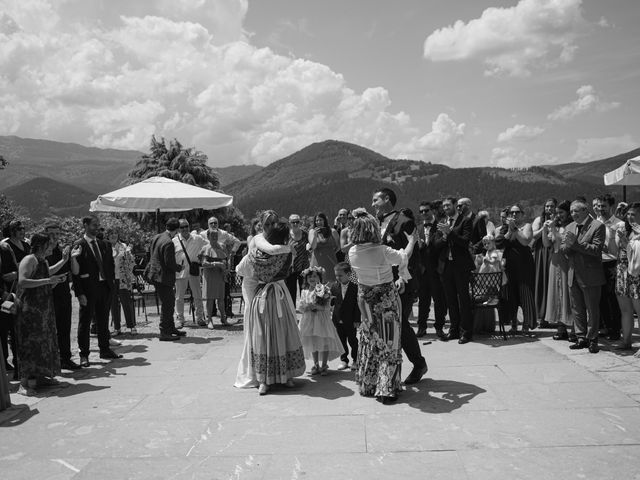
[449,217,455,227]
[91,240,105,280]
[576,224,583,237]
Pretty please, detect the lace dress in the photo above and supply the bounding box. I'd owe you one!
[298,288,343,359]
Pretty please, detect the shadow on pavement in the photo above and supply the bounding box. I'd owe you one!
[275,373,355,400]
[401,379,486,413]
[0,404,39,427]
[472,333,540,348]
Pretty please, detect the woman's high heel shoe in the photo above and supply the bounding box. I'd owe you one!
[258,383,268,395]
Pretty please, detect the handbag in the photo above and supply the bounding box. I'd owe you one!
[178,236,200,276]
[0,281,18,315]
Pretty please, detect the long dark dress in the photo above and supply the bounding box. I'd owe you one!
[15,258,61,379]
[0,342,9,410]
[533,232,552,322]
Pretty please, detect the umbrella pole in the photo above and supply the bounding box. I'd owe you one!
[156,208,161,233]
[623,186,627,203]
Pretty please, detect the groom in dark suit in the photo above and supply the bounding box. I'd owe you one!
[72,215,121,366]
[561,200,605,353]
[373,188,428,385]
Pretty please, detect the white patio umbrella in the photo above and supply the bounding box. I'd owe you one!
[603,156,640,201]
[90,176,233,213]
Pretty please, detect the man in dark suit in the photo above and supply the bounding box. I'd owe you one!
[416,201,447,339]
[433,197,475,343]
[147,217,185,341]
[561,200,605,353]
[331,262,360,370]
[71,215,121,366]
[372,188,428,385]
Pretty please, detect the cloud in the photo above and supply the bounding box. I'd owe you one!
[573,135,637,162]
[390,113,466,166]
[0,0,465,167]
[423,0,588,77]
[497,124,544,143]
[490,146,558,169]
[548,85,620,121]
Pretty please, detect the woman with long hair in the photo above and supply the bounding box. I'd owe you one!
[309,212,340,283]
[615,202,640,351]
[532,198,557,327]
[15,233,71,396]
[348,208,416,404]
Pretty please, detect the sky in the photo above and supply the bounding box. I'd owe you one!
[0,0,638,168]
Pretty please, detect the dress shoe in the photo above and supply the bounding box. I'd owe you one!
[553,331,569,341]
[569,339,589,350]
[5,362,14,371]
[588,342,600,354]
[568,333,578,343]
[404,361,428,385]
[443,332,460,342]
[99,350,123,359]
[435,328,447,340]
[337,361,349,370]
[538,320,551,329]
[458,336,472,344]
[79,356,90,367]
[171,330,187,337]
[380,395,398,405]
[159,334,181,341]
[607,331,621,341]
[61,359,82,370]
[416,327,427,338]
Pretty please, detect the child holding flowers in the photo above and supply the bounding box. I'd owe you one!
[298,266,342,375]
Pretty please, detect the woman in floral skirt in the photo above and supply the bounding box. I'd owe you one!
[347,208,416,404]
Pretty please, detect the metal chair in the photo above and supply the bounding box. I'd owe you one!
[469,271,507,340]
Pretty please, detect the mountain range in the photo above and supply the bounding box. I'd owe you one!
[1,135,638,221]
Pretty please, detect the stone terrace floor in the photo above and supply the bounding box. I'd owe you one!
[2,305,640,480]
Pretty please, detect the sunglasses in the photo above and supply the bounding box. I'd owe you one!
[209,223,218,226]
[289,220,300,224]
[179,226,190,229]
[419,209,430,214]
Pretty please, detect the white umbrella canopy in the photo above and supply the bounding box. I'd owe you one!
[604,156,640,186]
[90,176,233,212]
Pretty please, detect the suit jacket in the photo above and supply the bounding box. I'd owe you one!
[433,215,475,274]
[470,213,488,254]
[381,211,420,292]
[147,231,181,286]
[561,217,605,288]
[330,281,360,327]
[417,220,441,275]
[72,237,115,298]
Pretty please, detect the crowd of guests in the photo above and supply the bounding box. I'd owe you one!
[2,187,639,406]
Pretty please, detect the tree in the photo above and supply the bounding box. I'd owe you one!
[0,155,7,169]
[0,194,29,234]
[128,135,220,190]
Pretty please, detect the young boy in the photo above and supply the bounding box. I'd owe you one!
[330,262,360,371]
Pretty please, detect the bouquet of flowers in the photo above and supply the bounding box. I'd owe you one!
[313,283,331,306]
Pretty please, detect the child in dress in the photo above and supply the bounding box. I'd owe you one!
[478,235,503,274]
[298,266,343,375]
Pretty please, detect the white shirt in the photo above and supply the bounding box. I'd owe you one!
[598,214,624,262]
[340,282,349,298]
[174,233,209,279]
[199,229,241,254]
[84,234,104,281]
[348,243,409,286]
[379,212,396,238]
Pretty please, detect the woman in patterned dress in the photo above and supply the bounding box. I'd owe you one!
[15,233,71,396]
[348,208,416,404]
[542,201,574,339]
[615,202,640,350]
[107,228,137,335]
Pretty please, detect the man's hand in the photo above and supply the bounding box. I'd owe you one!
[78,294,88,307]
[564,230,577,247]
[395,279,405,294]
